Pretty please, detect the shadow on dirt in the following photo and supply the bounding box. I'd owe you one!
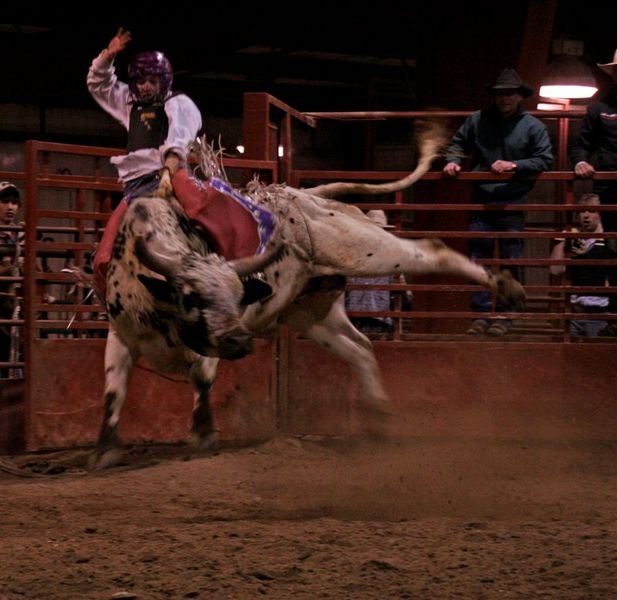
[0,438,269,478]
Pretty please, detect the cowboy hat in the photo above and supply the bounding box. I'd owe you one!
[598,49,617,75]
[366,209,394,229]
[487,68,533,97]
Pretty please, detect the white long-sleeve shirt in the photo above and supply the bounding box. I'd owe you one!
[87,52,202,184]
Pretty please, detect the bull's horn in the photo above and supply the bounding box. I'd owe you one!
[134,236,182,279]
[229,243,285,277]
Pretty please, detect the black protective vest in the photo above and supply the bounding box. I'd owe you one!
[126,102,169,152]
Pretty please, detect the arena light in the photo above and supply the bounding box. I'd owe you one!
[539,55,597,100]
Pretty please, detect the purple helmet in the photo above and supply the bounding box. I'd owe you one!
[127,51,173,101]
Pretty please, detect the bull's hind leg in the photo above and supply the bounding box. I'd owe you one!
[90,327,135,469]
[282,286,393,436]
[189,357,220,450]
[311,219,524,307]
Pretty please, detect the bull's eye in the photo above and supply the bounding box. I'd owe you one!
[182,292,211,312]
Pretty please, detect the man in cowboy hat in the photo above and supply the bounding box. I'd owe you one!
[571,50,617,336]
[442,68,553,336]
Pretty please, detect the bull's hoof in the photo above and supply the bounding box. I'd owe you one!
[88,447,123,470]
[189,431,220,451]
[358,405,395,440]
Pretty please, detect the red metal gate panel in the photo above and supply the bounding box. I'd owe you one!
[25,338,278,451]
[17,336,617,450]
[285,339,617,440]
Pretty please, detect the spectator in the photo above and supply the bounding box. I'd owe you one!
[570,49,617,336]
[443,68,553,336]
[550,193,609,337]
[345,210,408,334]
[0,182,22,377]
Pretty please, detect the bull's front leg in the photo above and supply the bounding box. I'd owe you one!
[189,357,220,450]
[90,327,135,469]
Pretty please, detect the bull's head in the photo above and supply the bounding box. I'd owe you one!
[134,236,281,360]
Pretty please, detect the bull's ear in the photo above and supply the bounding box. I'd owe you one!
[241,278,273,305]
[138,274,175,304]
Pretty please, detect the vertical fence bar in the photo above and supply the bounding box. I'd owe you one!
[23,141,39,448]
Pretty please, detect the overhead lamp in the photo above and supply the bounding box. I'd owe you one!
[539,55,598,100]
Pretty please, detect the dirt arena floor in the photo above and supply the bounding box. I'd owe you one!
[0,435,616,599]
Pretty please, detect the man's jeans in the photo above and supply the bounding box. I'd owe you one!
[469,211,524,313]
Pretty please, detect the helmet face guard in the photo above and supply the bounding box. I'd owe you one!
[128,51,173,101]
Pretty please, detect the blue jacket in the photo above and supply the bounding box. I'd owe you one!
[446,105,553,202]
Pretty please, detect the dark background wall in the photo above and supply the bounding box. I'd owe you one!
[1,1,615,149]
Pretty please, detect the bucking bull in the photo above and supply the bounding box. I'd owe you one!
[92,121,524,468]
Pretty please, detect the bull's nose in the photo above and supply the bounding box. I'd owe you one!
[219,332,253,360]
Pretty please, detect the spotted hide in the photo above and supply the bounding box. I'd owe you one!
[93,194,281,468]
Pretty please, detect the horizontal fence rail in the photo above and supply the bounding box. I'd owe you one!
[280,103,617,343]
[0,142,279,385]
[289,166,617,342]
[2,108,617,388]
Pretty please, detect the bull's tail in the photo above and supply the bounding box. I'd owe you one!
[302,118,449,198]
